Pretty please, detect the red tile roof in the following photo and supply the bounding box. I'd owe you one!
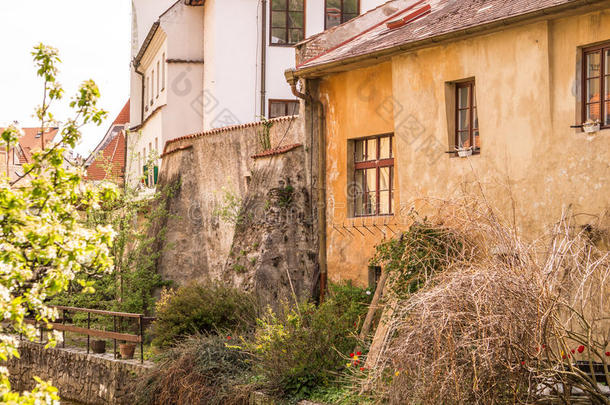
[297,0,598,73]
[0,127,60,164]
[113,100,130,125]
[85,131,126,183]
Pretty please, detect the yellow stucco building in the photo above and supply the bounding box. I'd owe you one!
[290,0,610,286]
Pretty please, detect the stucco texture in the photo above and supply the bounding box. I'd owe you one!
[319,10,610,285]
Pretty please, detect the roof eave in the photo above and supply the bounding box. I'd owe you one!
[295,0,610,79]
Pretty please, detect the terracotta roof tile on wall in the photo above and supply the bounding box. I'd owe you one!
[251,144,303,159]
[85,131,126,183]
[297,0,596,72]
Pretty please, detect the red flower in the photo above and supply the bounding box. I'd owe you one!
[227,336,231,340]
[349,353,355,358]
[354,360,360,366]
[606,352,610,357]
[357,351,362,356]
[542,344,546,349]
[360,367,365,371]
[562,354,567,359]
[571,349,575,354]
[577,345,585,353]
[353,322,357,327]
[521,361,525,366]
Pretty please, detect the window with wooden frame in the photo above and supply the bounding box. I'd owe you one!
[583,43,610,128]
[270,0,305,45]
[325,0,359,29]
[352,134,394,217]
[269,99,299,118]
[455,81,480,151]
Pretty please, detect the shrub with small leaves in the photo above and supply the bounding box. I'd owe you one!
[151,283,259,349]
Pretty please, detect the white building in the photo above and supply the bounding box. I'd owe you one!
[128,0,387,186]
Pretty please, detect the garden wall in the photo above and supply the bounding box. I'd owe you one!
[155,115,318,306]
[6,341,149,404]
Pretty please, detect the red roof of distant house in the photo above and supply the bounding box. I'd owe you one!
[85,100,130,183]
[0,127,60,164]
[85,131,126,182]
[113,100,130,125]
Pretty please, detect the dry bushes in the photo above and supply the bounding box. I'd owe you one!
[367,200,610,404]
[132,334,252,405]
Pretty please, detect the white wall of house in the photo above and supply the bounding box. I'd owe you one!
[128,0,388,183]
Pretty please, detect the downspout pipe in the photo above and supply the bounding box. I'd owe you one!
[261,0,267,117]
[285,68,326,302]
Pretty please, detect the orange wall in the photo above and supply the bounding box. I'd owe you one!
[320,62,401,285]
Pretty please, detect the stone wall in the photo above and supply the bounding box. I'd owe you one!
[6,341,149,405]
[155,115,317,305]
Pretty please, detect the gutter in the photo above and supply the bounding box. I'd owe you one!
[261,0,267,117]
[293,0,608,78]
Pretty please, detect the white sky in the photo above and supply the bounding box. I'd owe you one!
[0,0,131,157]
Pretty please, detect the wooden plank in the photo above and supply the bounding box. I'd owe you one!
[25,319,141,343]
[51,305,143,319]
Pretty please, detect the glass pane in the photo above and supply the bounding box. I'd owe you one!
[342,13,358,23]
[271,28,286,44]
[587,51,601,78]
[606,50,610,75]
[472,85,477,108]
[366,192,376,215]
[458,86,469,109]
[586,103,601,122]
[473,107,479,130]
[606,102,610,126]
[366,169,376,193]
[457,131,470,149]
[366,138,377,160]
[587,78,600,103]
[379,191,390,215]
[272,0,286,11]
[344,0,358,13]
[605,76,610,101]
[271,11,286,27]
[355,140,365,162]
[474,130,480,149]
[379,136,391,159]
[269,102,285,119]
[289,0,304,11]
[379,167,391,191]
[458,109,470,131]
[288,11,304,28]
[354,193,364,216]
[289,29,303,44]
[287,102,299,115]
[326,0,341,28]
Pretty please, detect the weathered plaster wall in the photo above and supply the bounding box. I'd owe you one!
[319,62,399,284]
[319,10,610,285]
[6,341,148,405]
[224,148,317,308]
[155,116,313,301]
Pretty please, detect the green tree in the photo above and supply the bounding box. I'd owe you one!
[0,44,115,403]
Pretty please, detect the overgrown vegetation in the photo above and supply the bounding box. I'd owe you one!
[150,283,259,349]
[370,221,465,298]
[249,283,372,399]
[132,334,252,405]
[363,201,610,405]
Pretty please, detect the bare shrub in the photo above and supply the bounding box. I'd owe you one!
[367,200,610,404]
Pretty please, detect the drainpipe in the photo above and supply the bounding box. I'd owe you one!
[285,68,326,302]
[133,61,145,125]
[260,0,267,117]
